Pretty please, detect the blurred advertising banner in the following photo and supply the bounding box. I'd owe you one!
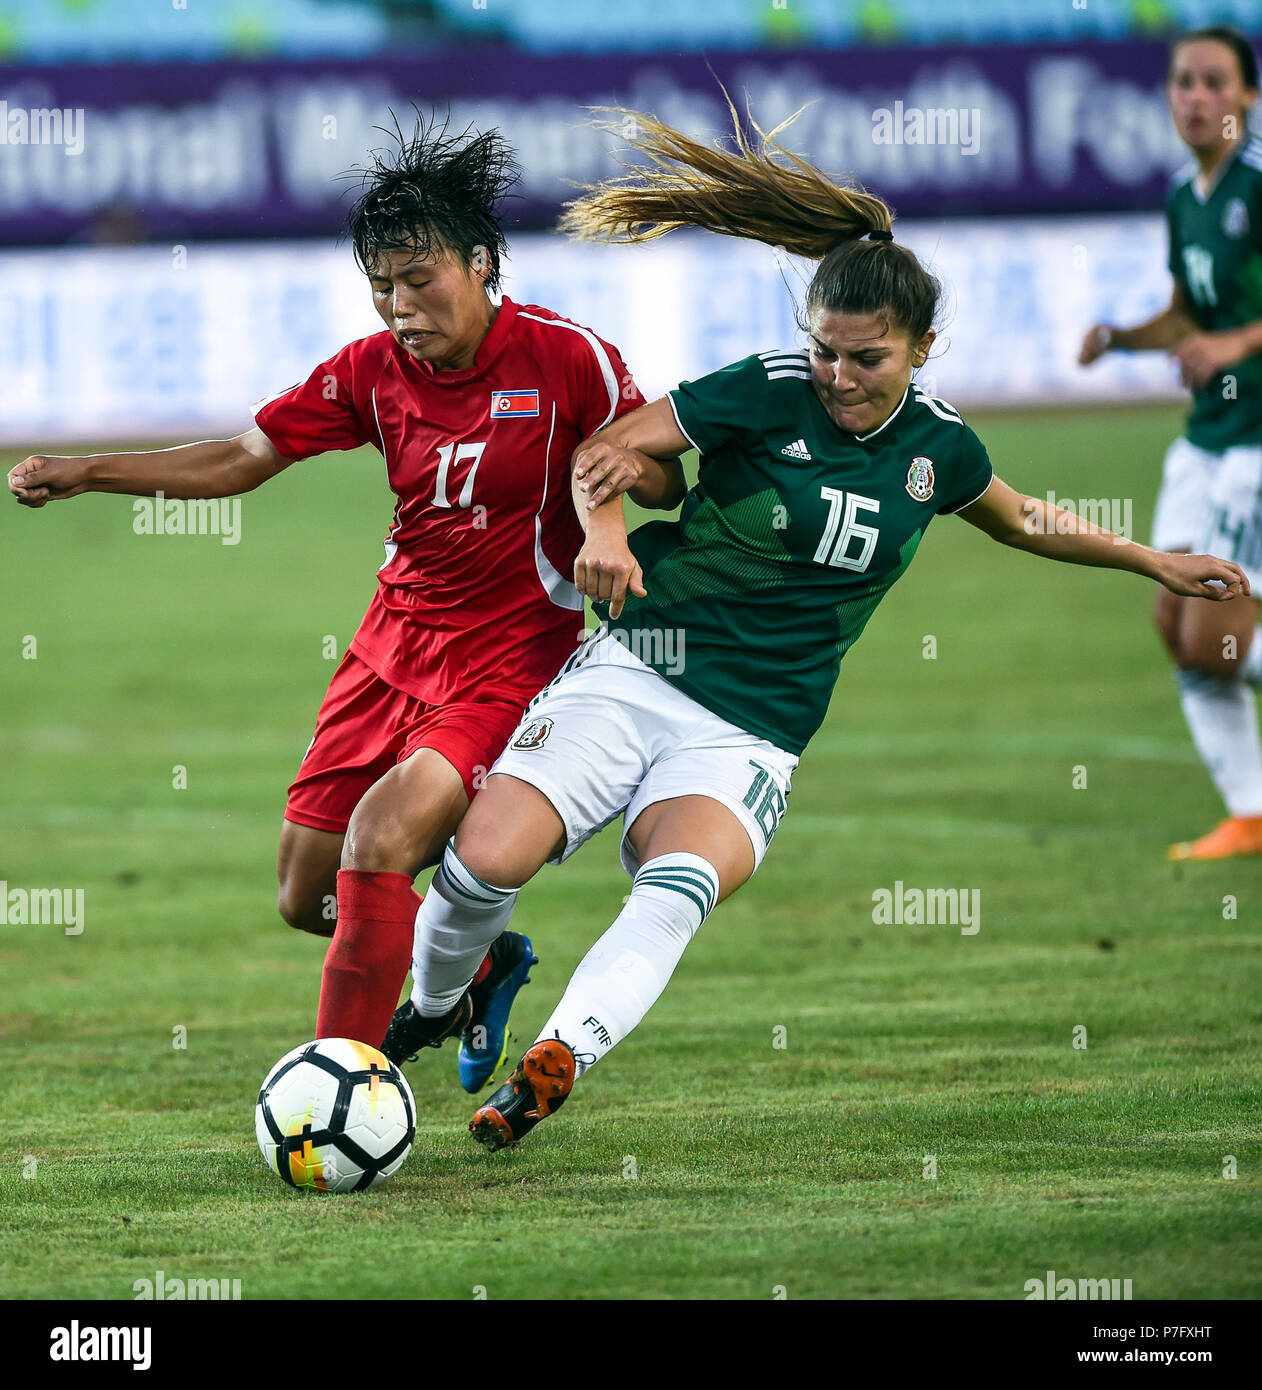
[0,39,1216,245]
[0,215,1184,447]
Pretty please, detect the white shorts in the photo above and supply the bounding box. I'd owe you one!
[1198,444,1262,591]
[1152,438,1262,589]
[489,628,799,877]
[1151,436,1218,553]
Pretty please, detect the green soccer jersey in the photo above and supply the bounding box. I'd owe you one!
[1167,136,1262,450]
[595,350,994,755]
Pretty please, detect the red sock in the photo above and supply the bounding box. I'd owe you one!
[315,870,420,1045]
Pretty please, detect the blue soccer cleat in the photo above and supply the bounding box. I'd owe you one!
[458,931,538,1093]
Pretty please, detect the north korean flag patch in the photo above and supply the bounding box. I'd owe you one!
[490,389,540,419]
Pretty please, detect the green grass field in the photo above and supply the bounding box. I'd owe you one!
[2,404,1260,1301]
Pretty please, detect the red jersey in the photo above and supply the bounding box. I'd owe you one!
[253,297,646,705]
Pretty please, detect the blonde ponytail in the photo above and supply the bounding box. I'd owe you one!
[559,92,892,259]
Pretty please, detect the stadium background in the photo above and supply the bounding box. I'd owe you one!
[2,0,1261,1306]
[3,0,1255,440]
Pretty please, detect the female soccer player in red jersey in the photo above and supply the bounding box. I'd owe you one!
[7,118,683,1082]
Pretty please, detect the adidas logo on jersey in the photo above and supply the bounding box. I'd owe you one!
[759,349,810,382]
[780,438,812,460]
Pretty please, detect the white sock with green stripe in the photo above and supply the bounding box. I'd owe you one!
[536,853,720,1076]
[410,840,518,1018]
[1242,627,1262,686]
[1175,668,1262,815]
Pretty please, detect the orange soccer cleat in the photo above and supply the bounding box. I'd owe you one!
[1168,814,1262,861]
[469,1037,576,1152]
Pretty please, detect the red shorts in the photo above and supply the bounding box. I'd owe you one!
[285,652,528,835]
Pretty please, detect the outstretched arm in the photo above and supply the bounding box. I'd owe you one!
[957,476,1250,600]
[1080,282,1262,389]
[7,426,291,508]
[1079,284,1198,363]
[572,398,689,512]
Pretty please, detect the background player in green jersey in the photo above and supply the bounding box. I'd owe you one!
[1081,27,1262,860]
[382,103,1247,1149]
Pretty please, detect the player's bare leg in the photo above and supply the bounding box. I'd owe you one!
[342,746,470,872]
[472,795,752,1151]
[447,772,568,887]
[316,748,470,1045]
[1169,590,1262,859]
[626,794,755,901]
[276,821,345,938]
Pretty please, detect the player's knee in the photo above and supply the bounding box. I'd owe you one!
[450,820,531,890]
[1175,627,1239,681]
[341,802,417,874]
[1193,652,1243,681]
[277,879,336,936]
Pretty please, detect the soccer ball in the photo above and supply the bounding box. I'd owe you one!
[255,1039,416,1192]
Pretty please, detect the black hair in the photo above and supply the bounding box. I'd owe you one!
[1170,26,1260,91]
[803,239,941,344]
[345,110,520,291]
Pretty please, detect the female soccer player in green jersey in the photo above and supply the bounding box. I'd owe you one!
[382,104,1248,1149]
[1080,27,1262,861]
